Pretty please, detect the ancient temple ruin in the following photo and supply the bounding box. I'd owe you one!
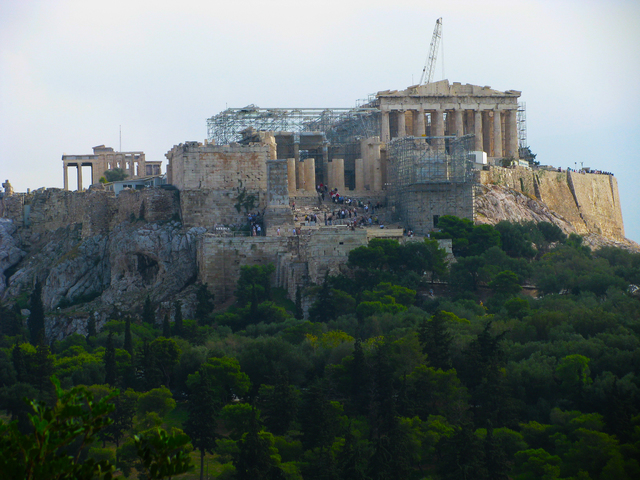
[62,145,162,190]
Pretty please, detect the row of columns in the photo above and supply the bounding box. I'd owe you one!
[381,107,518,158]
[287,158,317,195]
[63,163,90,191]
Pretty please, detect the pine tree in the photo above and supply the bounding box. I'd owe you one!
[173,301,183,337]
[349,338,369,416]
[142,295,155,325]
[123,317,133,356]
[234,407,281,480]
[162,314,171,338]
[104,332,117,386]
[28,281,45,345]
[260,375,298,435]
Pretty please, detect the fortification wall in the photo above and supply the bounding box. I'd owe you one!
[166,142,269,192]
[479,166,535,197]
[533,169,588,234]
[180,190,266,228]
[1,188,180,240]
[568,171,625,239]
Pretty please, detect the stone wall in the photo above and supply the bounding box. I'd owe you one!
[568,171,625,239]
[179,189,265,228]
[479,166,535,197]
[1,188,180,240]
[166,141,270,192]
[396,183,475,234]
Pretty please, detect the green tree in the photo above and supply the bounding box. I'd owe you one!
[258,375,299,435]
[234,408,283,480]
[87,316,96,339]
[104,168,128,182]
[173,301,183,337]
[149,337,181,388]
[162,314,171,338]
[142,296,155,325]
[138,386,177,419]
[28,281,45,345]
[0,376,117,480]
[236,264,276,306]
[134,428,193,480]
[104,332,117,386]
[195,284,215,326]
[489,270,522,296]
[184,364,221,480]
[102,388,139,448]
[123,316,133,356]
[295,287,304,320]
[418,311,454,370]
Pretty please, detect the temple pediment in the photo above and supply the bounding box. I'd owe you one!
[378,80,520,98]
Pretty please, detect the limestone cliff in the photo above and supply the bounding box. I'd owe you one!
[474,183,639,252]
[0,188,205,339]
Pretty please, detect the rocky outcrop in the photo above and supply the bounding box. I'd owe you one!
[475,184,640,252]
[1,219,205,318]
[0,219,26,297]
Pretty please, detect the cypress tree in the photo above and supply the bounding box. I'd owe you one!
[28,281,45,345]
[142,295,155,325]
[87,316,96,339]
[162,313,171,338]
[418,311,453,370]
[34,335,54,396]
[104,332,117,386]
[173,301,183,337]
[294,287,304,320]
[195,284,214,326]
[12,342,26,383]
[123,316,133,356]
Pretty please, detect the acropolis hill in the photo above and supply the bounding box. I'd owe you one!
[0,80,635,338]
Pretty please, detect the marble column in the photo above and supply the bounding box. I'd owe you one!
[355,158,365,191]
[77,166,83,191]
[397,111,406,138]
[493,111,503,158]
[304,158,316,191]
[414,108,426,137]
[296,160,305,190]
[507,109,519,158]
[63,164,69,191]
[333,158,345,192]
[381,110,390,143]
[287,158,297,194]
[454,109,464,137]
[474,110,484,151]
[432,109,445,151]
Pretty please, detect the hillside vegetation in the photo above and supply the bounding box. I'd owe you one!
[1,216,640,480]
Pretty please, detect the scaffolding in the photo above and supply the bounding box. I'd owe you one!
[207,105,379,146]
[517,102,527,150]
[387,135,474,189]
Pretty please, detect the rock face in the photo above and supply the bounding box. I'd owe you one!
[0,219,26,297]
[2,221,204,310]
[475,184,640,252]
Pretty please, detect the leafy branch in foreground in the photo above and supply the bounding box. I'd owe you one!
[0,375,117,480]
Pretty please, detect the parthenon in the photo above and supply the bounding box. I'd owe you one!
[378,80,521,158]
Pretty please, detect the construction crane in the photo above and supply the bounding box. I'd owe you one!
[419,17,443,85]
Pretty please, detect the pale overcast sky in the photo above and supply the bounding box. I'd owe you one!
[1,0,639,241]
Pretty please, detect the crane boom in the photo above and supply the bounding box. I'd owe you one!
[419,17,442,85]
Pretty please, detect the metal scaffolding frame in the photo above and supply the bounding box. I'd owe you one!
[207,105,380,146]
[517,102,527,150]
[387,135,475,189]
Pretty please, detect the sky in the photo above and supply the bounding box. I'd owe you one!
[1,0,639,241]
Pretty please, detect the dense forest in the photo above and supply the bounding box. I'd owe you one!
[1,215,640,480]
